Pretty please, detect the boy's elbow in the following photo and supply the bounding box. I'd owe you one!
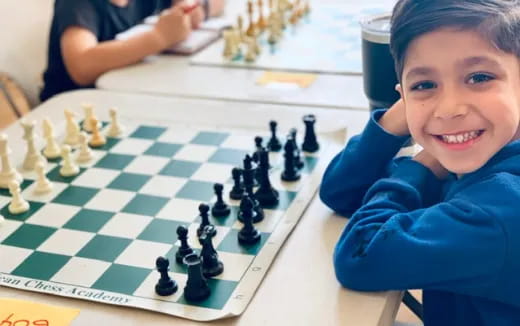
[67,65,97,86]
[333,247,377,291]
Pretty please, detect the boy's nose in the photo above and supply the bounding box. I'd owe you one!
[433,90,469,120]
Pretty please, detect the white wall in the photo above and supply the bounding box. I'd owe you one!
[0,0,54,105]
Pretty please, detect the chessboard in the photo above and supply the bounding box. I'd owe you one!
[0,107,337,321]
[190,2,391,75]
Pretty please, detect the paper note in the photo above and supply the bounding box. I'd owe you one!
[256,71,317,88]
[0,298,80,326]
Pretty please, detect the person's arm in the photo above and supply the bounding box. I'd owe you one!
[61,4,191,86]
[333,158,507,297]
[319,99,411,216]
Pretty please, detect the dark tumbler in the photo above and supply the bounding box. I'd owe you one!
[360,14,400,111]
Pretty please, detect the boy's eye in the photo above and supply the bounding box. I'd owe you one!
[467,73,494,84]
[410,81,436,91]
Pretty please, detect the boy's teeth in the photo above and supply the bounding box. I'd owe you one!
[441,131,480,144]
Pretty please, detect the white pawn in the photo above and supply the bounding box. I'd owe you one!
[76,132,93,163]
[64,109,80,146]
[60,145,80,177]
[0,134,23,189]
[245,37,258,62]
[107,107,124,137]
[8,180,29,215]
[42,118,61,159]
[21,120,47,171]
[82,103,99,133]
[34,162,53,195]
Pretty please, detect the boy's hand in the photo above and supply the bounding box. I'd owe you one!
[208,0,225,17]
[378,98,409,136]
[413,150,449,179]
[153,5,192,48]
[187,6,205,29]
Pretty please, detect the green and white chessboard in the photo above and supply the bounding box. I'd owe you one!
[0,118,333,321]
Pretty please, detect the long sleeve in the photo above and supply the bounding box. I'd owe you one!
[333,159,507,297]
[319,109,410,216]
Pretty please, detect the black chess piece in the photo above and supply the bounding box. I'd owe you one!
[176,225,194,264]
[183,253,211,302]
[155,256,178,296]
[197,203,217,238]
[302,114,319,153]
[267,120,282,152]
[243,154,258,187]
[199,225,224,277]
[281,138,301,181]
[289,128,304,170]
[252,136,264,163]
[229,167,245,200]
[238,195,262,244]
[254,149,279,206]
[211,183,231,217]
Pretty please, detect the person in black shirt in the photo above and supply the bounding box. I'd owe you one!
[40,0,224,102]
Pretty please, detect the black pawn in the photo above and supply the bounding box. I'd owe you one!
[183,253,211,302]
[252,136,264,163]
[267,120,282,152]
[289,128,304,170]
[176,225,194,264]
[243,154,258,188]
[155,257,178,296]
[229,167,245,200]
[254,149,279,206]
[302,114,319,153]
[199,225,224,277]
[238,195,261,244]
[197,204,217,238]
[281,138,301,181]
[211,183,231,217]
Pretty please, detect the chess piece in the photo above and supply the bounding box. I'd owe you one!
[267,120,282,151]
[254,149,279,206]
[21,120,47,171]
[237,15,245,41]
[199,225,224,277]
[82,103,100,133]
[8,180,29,215]
[229,167,245,200]
[155,257,178,296]
[42,118,61,159]
[257,0,267,31]
[281,138,301,181]
[89,117,106,148]
[183,253,211,302]
[302,114,319,153]
[176,225,194,264]
[244,37,258,62]
[196,203,217,238]
[0,134,23,189]
[223,29,235,59]
[303,0,310,15]
[289,128,304,169]
[0,214,4,226]
[240,155,264,223]
[107,107,124,137]
[76,132,93,163]
[238,195,261,244]
[211,183,231,217]
[34,162,53,195]
[60,145,80,177]
[64,109,80,146]
[246,0,257,37]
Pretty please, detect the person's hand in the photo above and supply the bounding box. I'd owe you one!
[413,150,449,179]
[378,98,409,136]
[153,4,192,48]
[208,0,225,17]
[186,5,205,29]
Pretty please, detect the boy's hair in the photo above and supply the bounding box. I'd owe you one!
[390,0,520,82]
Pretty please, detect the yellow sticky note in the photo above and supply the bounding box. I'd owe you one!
[257,71,317,88]
[0,298,80,326]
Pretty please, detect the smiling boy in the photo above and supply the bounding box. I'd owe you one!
[320,0,520,325]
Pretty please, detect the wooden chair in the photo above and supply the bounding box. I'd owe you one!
[0,72,32,130]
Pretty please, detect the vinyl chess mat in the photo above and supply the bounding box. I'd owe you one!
[190,3,390,75]
[0,118,335,321]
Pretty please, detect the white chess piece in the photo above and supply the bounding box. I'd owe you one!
[21,120,47,171]
[82,103,99,132]
[42,118,61,159]
[34,161,53,195]
[76,132,93,163]
[60,145,80,177]
[245,37,258,62]
[8,180,30,215]
[0,213,4,225]
[107,107,124,137]
[0,134,23,189]
[64,109,80,145]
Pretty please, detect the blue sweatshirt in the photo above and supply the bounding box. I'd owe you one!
[320,109,520,326]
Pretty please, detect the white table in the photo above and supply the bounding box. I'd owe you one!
[0,89,402,326]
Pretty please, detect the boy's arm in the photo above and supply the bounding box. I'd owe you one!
[319,99,410,216]
[333,159,507,297]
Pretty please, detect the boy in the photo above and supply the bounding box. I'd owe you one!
[320,0,520,325]
[40,0,224,102]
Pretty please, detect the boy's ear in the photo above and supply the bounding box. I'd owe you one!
[395,84,404,99]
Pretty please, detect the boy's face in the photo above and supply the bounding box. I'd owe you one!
[398,28,520,174]
[110,0,129,7]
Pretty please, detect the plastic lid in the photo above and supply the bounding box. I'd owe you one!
[360,13,392,44]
